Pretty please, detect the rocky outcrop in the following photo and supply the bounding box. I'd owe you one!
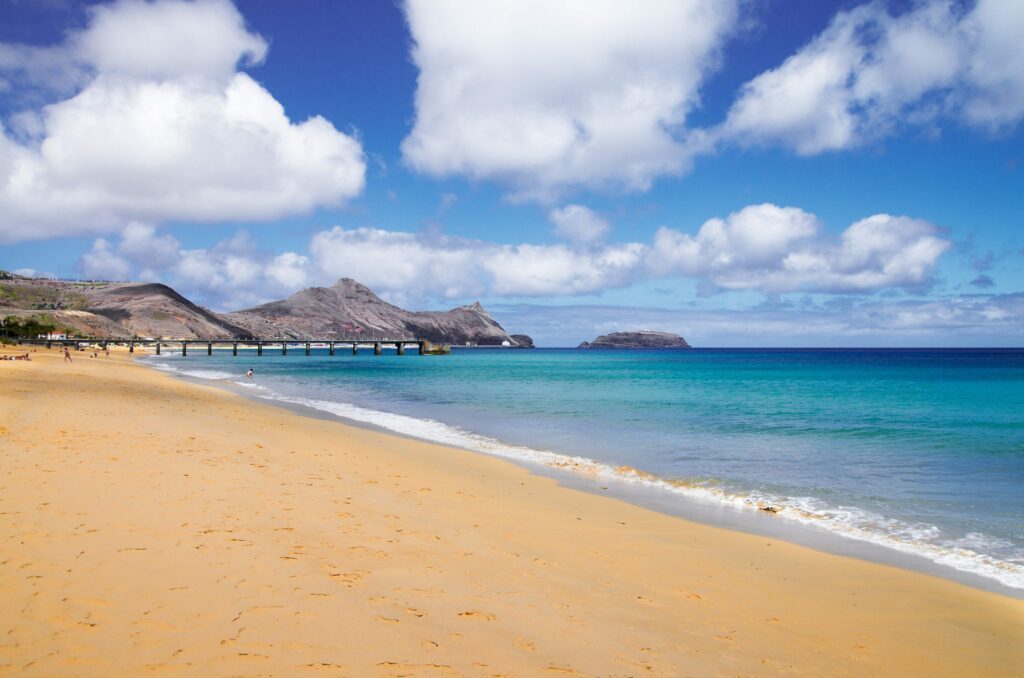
[578,330,690,349]
[228,278,530,346]
[509,334,535,348]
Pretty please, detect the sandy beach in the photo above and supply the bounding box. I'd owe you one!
[1,346,1022,676]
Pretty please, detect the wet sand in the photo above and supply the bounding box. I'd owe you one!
[1,346,1022,676]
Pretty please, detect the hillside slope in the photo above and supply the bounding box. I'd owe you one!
[0,274,248,339]
[2,272,533,345]
[228,278,528,346]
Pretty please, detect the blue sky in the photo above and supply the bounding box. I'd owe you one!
[0,0,1021,346]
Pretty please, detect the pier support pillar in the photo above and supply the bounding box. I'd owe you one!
[352,343,358,355]
[129,341,134,354]
[305,342,311,356]
[329,342,335,356]
[207,342,212,356]
[418,342,425,355]
[397,343,405,356]
[182,342,187,356]
[156,342,161,355]
[257,343,263,356]
[282,343,288,356]
[233,343,238,356]
[374,342,382,355]
[46,341,51,350]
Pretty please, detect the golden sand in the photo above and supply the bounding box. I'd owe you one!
[1,347,1022,676]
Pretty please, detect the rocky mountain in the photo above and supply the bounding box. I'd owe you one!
[1,272,533,346]
[227,278,531,346]
[578,330,690,349]
[0,273,249,339]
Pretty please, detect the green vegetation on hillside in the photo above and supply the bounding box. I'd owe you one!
[0,283,89,311]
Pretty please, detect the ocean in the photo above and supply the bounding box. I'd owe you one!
[144,347,1024,591]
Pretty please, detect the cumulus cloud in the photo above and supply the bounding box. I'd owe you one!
[76,203,952,310]
[73,225,310,309]
[0,0,366,243]
[721,0,1024,154]
[401,0,738,199]
[484,243,646,296]
[76,0,268,82]
[79,238,135,281]
[549,204,611,245]
[308,227,645,298]
[649,204,951,292]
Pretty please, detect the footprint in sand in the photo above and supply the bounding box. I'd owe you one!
[301,662,349,673]
[457,611,496,621]
[326,570,367,587]
[514,637,536,652]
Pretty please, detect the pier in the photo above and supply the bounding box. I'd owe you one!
[17,337,432,356]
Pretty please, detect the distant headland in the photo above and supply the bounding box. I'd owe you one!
[578,330,690,349]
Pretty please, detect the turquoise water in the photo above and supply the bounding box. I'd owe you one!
[146,347,1024,589]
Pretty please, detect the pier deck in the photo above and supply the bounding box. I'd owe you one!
[17,338,431,356]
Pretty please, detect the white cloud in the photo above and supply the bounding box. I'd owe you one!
[11,267,58,279]
[118,222,181,269]
[76,0,267,82]
[265,251,311,290]
[79,238,134,280]
[0,0,365,244]
[309,226,645,298]
[722,0,1024,154]
[401,0,739,199]
[483,242,646,296]
[549,204,611,245]
[309,227,487,300]
[962,0,1024,128]
[78,221,179,281]
[649,204,950,292]
[76,203,952,310]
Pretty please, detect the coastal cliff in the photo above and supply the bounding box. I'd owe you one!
[578,330,690,349]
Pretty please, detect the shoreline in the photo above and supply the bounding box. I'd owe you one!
[146,351,1024,599]
[2,346,1023,675]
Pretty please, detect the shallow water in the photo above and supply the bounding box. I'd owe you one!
[146,347,1024,589]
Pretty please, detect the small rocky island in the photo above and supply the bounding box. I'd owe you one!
[578,330,691,349]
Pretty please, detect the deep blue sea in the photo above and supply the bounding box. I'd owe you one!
[145,347,1024,590]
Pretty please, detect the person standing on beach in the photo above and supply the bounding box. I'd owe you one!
[63,347,72,363]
